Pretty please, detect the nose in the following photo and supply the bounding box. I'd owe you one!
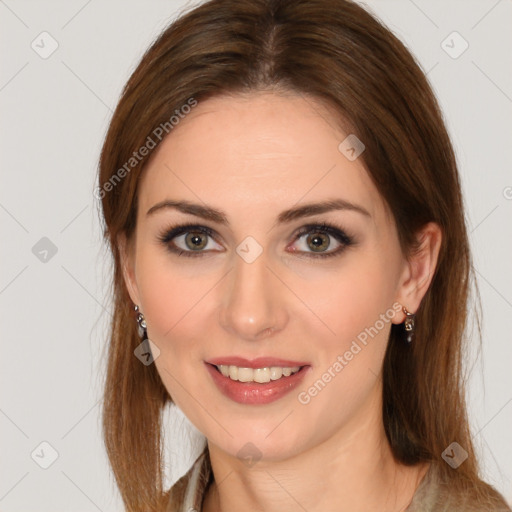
[218,248,289,342]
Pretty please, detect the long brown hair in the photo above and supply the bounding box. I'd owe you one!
[97,0,506,510]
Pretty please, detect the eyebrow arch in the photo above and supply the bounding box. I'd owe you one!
[146,198,371,226]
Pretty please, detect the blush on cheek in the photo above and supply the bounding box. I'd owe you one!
[317,280,394,359]
[135,251,200,335]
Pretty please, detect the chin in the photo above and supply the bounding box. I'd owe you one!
[204,419,309,464]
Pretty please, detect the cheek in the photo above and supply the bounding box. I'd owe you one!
[134,250,219,413]
[291,254,398,437]
[316,251,397,350]
[134,247,222,359]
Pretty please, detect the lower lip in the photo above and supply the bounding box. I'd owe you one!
[205,363,310,405]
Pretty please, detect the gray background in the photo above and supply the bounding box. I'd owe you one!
[1,0,511,510]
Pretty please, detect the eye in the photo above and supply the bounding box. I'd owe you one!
[157,221,355,259]
[288,222,354,259]
[157,223,223,257]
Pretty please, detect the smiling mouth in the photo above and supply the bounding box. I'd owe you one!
[210,363,306,383]
[205,362,311,405]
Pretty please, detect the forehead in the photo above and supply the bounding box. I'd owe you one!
[138,92,386,223]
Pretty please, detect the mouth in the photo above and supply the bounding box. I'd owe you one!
[212,363,304,383]
[204,359,311,405]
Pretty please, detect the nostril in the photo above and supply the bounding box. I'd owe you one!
[257,327,276,338]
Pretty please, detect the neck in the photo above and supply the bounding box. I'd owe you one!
[203,386,429,512]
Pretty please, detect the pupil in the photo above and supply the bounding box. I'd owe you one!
[187,232,206,250]
[309,233,328,252]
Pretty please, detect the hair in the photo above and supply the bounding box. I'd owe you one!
[97,0,508,511]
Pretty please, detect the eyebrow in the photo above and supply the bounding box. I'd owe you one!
[146,198,371,225]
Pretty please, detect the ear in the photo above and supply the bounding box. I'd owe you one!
[392,222,442,324]
[118,232,141,306]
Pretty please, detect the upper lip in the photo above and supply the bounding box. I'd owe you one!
[206,356,310,368]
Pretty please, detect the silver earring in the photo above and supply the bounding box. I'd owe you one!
[402,306,416,343]
[134,304,147,339]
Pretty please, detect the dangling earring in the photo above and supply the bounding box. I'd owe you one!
[134,304,147,339]
[403,306,416,343]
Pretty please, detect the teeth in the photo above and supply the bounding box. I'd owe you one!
[269,367,283,380]
[216,365,301,383]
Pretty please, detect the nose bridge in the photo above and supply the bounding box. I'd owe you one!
[219,245,287,340]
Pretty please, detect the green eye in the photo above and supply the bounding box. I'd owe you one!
[158,222,355,259]
[290,223,354,258]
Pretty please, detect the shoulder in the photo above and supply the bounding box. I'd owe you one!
[407,462,512,512]
[164,446,212,512]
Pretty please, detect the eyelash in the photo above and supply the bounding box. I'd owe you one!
[157,222,355,259]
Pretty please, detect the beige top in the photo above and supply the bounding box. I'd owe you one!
[166,446,512,512]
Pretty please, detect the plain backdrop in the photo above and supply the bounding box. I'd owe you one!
[1,0,511,510]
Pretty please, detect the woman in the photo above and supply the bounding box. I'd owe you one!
[97,0,511,510]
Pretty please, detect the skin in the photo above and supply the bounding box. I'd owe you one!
[120,91,442,512]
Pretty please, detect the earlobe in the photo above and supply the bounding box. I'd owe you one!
[118,233,141,306]
[394,222,442,323]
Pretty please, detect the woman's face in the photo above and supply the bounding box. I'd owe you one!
[122,91,415,461]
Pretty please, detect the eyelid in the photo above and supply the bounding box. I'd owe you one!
[157,223,224,254]
[158,223,218,244]
[157,221,356,258]
[287,222,355,259]
[292,222,353,245]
